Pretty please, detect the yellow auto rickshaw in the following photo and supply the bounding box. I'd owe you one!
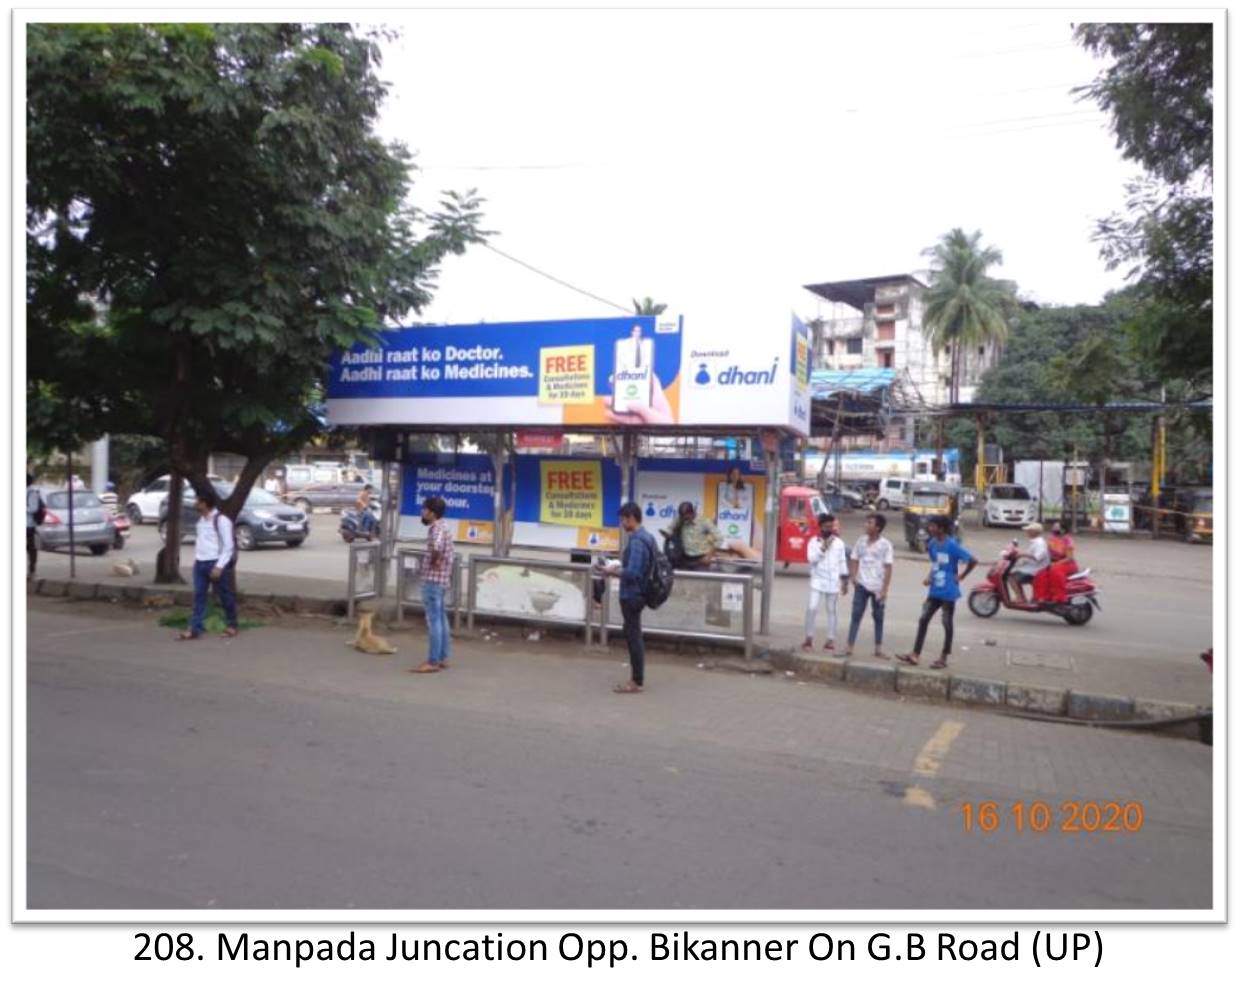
[903,483,962,552]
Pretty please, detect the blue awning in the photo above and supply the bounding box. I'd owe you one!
[810,368,896,400]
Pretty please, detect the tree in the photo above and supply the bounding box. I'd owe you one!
[27,24,488,581]
[1073,23,1213,389]
[631,296,666,316]
[920,229,1018,405]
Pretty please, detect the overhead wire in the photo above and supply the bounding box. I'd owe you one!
[480,242,630,314]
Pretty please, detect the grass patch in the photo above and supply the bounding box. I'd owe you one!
[158,606,263,633]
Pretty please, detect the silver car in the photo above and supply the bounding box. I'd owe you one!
[36,490,119,556]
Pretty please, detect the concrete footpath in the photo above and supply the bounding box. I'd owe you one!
[26,525,1215,725]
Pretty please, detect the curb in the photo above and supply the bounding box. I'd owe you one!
[28,582,1209,740]
[778,649,1208,741]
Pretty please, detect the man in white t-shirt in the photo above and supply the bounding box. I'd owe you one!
[1012,521,1051,602]
[841,513,895,659]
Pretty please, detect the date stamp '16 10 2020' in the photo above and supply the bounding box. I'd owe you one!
[961,801,1145,834]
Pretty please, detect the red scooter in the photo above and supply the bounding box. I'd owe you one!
[967,541,1101,626]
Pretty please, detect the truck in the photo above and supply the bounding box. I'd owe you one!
[806,449,962,487]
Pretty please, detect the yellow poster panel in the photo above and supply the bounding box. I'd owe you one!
[796,335,809,391]
[538,345,595,405]
[540,460,603,527]
[455,520,494,545]
[702,474,766,553]
[575,526,621,552]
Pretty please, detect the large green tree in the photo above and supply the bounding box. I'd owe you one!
[27,23,487,580]
[1073,23,1213,389]
[921,228,1018,405]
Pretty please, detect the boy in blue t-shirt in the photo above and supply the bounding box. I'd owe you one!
[897,515,978,670]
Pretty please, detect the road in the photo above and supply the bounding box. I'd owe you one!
[26,599,1211,910]
[90,511,1215,704]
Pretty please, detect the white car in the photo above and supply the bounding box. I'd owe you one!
[125,474,224,525]
[875,477,913,510]
[983,484,1037,527]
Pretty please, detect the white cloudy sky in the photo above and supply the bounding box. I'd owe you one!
[369,7,1164,332]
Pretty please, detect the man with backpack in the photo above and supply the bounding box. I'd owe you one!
[177,491,239,641]
[606,501,663,694]
[26,473,46,580]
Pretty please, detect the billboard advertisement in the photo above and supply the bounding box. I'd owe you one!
[634,458,768,555]
[398,454,511,545]
[326,314,807,434]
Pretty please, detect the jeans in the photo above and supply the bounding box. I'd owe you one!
[847,583,885,647]
[191,559,238,634]
[804,589,840,643]
[27,528,37,578]
[913,597,956,656]
[422,581,450,664]
[620,597,646,686]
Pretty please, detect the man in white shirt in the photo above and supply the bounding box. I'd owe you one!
[842,513,895,659]
[1012,521,1051,602]
[177,491,239,640]
[802,513,849,651]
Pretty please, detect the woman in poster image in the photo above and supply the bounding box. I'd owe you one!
[720,465,750,512]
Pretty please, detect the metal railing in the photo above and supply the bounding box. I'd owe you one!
[599,569,756,660]
[466,555,595,645]
[346,541,382,619]
[395,546,465,628]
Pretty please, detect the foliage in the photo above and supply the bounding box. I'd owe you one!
[27,23,488,579]
[158,607,263,633]
[631,296,666,316]
[1073,23,1213,388]
[934,297,1210,482]
[920,229,1018,404]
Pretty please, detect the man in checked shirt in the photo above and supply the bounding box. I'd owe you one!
[409,496,455,674]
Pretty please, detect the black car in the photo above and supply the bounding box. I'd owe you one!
[158,485,309,550]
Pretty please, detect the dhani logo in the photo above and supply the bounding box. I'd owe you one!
[708,359,779,387]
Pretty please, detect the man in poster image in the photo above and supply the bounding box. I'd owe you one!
[409,496,455,674]
[608,324,673,425]
[606,502,655,693]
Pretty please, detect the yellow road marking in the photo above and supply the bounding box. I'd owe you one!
[903,719,966,808]
[911,720,966,777]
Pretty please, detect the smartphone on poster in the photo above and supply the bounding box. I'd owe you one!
[611,325,655,414]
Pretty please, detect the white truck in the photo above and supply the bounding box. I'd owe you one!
[809,450,962,487]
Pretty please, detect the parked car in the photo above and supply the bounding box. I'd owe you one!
[875,477,913,510]
[36,490,121,556]
[982,484,1037,527]
[283,480,374,515]
[820,480,866,510]
[125,473,224,525]
[159,485,309,550]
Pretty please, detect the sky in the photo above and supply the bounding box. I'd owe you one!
[369,8,1151,331]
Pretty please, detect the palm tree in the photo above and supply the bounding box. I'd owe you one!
[632,296,667,316]
[921,229,1018,405]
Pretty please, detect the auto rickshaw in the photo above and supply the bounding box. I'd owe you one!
[902,482,962,552]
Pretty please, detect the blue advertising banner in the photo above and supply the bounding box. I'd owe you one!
[399,454,511,521]
[327,316,684,428]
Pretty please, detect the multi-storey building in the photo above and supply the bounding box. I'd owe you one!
[803,272,999,407]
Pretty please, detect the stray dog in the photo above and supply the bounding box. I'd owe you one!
[348,610,397,655]
[112,558,140,577]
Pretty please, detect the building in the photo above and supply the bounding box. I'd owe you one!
[803,273,999,408]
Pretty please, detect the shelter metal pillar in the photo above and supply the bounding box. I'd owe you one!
[759,431,779,637]
[492,433,507,557]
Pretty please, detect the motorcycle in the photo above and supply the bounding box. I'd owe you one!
[967,540,1100,626]
[339,501,381,543]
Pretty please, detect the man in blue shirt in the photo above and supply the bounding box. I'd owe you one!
[606,501,654,693]
[897,515,977,670]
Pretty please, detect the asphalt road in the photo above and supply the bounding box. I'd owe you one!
[102,512,1215,703]
[26,599,1211,911]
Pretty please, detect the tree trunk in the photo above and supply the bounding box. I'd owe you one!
[156,471,185,583]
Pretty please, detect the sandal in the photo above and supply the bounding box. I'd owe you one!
[896,653,919,666]
[176,630,200,641]
[872,650,890,660]
[930,658,948,670]
[613,682,643,694]
[407,662,441,674]
[220,626,239,639]
[799,639,813,651]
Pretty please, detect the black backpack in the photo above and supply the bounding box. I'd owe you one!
[33,492,47,526]
[638,531,675,609]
